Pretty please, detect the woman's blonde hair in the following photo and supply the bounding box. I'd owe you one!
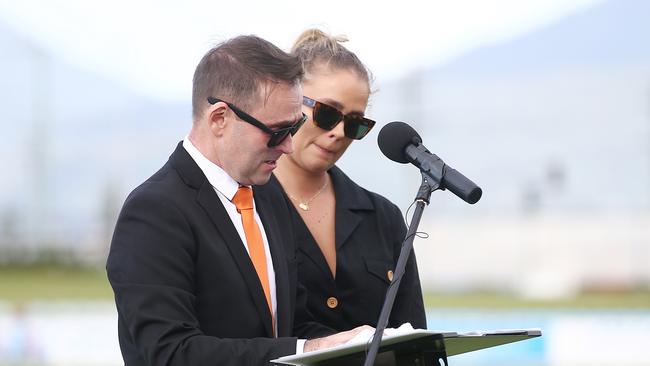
[291,28,372,86]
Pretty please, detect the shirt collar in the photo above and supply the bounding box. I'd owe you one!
[182,136,240,201]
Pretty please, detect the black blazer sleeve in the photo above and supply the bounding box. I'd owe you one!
[107,187,296,366]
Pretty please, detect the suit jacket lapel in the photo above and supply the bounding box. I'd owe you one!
[196,184,274,336]
[254,185,290,337]
[269,174,333,281]
[297,216,334,279]
[169,142,274,337]
[331,166,374,250]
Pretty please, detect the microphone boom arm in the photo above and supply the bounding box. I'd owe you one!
[363,173,448,366]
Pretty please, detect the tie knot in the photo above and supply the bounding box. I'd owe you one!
[233,186,254,212]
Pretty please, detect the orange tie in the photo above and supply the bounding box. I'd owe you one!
[232,186,274,328]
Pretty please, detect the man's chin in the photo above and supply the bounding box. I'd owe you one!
[249,172,273,186]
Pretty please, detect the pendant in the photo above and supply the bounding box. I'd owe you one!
[298,202,309,211]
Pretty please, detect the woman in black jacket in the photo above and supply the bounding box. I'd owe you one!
[272,28,426,331]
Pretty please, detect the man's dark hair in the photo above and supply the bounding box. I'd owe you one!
[192,35,304,119]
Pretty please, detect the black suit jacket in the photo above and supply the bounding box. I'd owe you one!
[106,143,331,366]
[270,166,426,332]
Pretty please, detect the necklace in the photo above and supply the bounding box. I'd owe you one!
[287,178,329,211]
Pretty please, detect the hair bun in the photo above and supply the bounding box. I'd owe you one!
[290,28,371,86]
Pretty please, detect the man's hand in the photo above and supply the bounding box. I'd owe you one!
[304,325,374,352]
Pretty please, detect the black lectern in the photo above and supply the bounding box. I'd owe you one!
[304,333,447,366]
[272,329,541,366]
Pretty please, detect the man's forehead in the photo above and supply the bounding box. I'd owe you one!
[257,80,302,105]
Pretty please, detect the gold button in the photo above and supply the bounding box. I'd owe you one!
[387,270,394,282]
[326,296,338,309]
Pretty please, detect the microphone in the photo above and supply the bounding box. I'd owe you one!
[378,121,482,204]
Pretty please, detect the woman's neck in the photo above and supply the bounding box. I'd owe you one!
[275,155,329,196]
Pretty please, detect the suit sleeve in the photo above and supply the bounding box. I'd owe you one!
[106,187,296,366]
[386,203,428,329]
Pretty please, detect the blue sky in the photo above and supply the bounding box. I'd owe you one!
[0,0,603,102]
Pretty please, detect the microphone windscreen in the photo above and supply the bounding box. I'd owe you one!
[377,121,421,163]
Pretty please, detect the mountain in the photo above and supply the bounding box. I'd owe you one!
[437,0,650,76]
[0,20,189,252]
[349,0,650,214]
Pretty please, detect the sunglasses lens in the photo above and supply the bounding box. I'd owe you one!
[313,103,342,130]
[307,98,375,139]
[267,115,307,147]
[267,130,289,147]
[344,116,375,140]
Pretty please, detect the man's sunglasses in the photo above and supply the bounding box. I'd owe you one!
[208,97,307,148]
[302,96,376,140]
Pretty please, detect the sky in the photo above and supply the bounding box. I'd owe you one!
[0,0,604,102]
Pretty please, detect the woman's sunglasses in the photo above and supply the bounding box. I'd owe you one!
[208,96,307,148]
[303,96,376,140]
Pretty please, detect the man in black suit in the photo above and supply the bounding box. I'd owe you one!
[106,35,369,366]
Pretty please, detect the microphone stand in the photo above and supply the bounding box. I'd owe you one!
[363,172,447,366]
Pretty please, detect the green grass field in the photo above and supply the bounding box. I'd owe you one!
[0,264,113,302]
[1,264,649,308]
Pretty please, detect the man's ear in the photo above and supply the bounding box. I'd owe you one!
[208,104,228,136]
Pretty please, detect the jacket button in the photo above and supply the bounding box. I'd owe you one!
[387,270,394,282]
[326,297,338,309]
